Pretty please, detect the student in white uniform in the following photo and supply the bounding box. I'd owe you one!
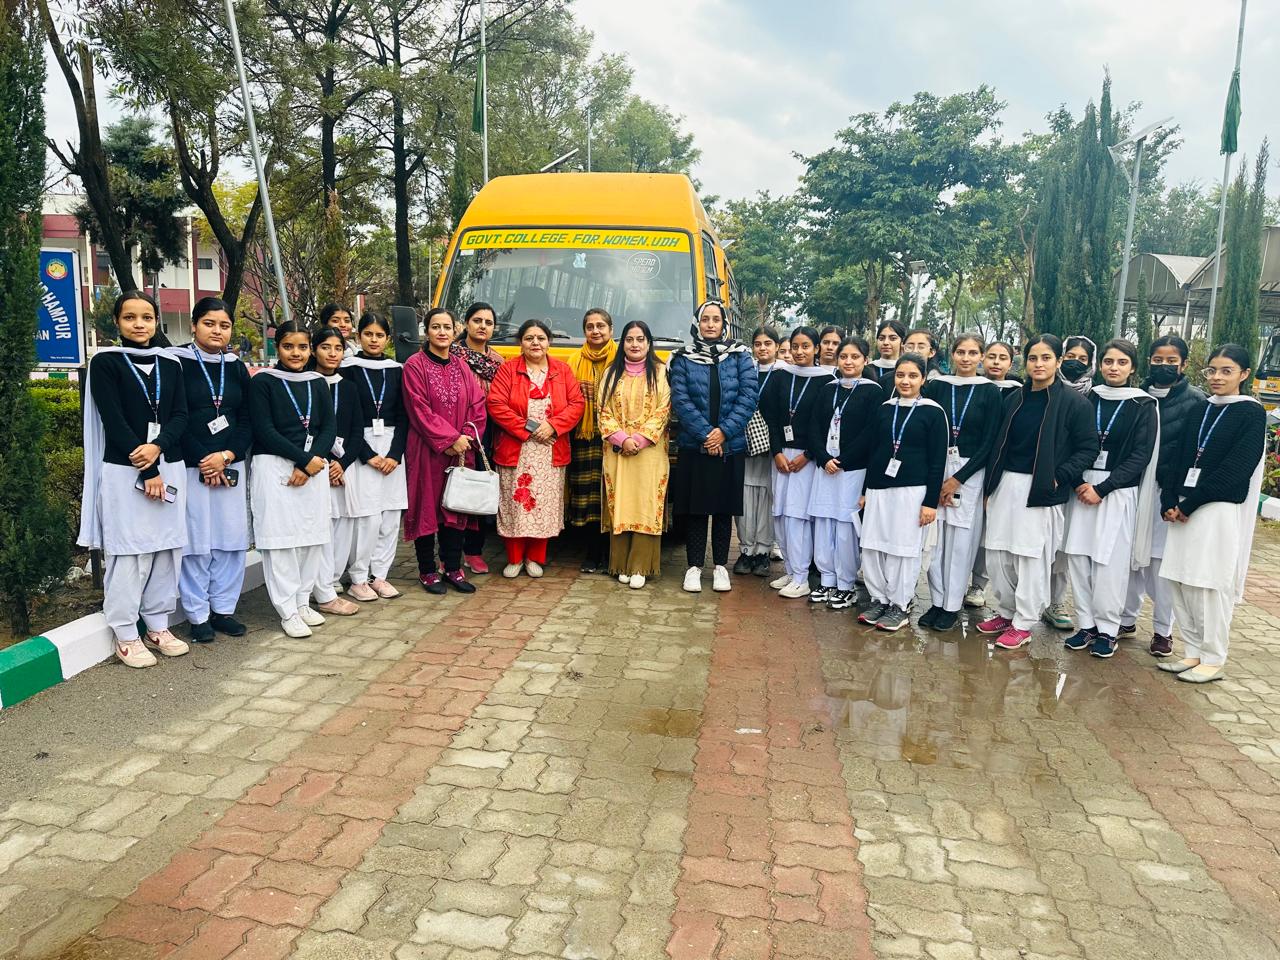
[1157,344,1265,684]
[174,297,252,643]
[250,321,337,638]
[868,320,905,389]
[920,334,1002,631]
[1119,335,1206,657]
[966,340,1022,609]
[1062,339,1158,658]
[341,312,409,602]
[805,336,884,610]
[979,335,1098,650]
[759,326,831,599]
[79,291,190,668]
[734,326,782,578]
[857,353,947,632]
[309,326,361,617]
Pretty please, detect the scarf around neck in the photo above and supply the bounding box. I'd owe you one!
[570,339,618,440]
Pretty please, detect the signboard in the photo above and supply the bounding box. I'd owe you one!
[459,228,690,253]
[36,249,86,368]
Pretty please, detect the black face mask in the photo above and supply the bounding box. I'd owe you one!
[1148,364,1181,386]
[1061,358,1089,382]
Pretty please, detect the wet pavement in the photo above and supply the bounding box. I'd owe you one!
[1,526,1278,960]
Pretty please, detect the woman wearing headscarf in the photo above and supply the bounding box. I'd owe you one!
[669,300,758,593]
[566,308,618,572]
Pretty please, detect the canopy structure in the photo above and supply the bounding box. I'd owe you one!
[1116,225,1280,337]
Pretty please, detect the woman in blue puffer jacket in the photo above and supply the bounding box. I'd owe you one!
[669,300,759,593]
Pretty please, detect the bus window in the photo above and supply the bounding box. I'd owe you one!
[701,235,723,303]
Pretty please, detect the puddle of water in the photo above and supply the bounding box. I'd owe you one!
[628,708,702,738]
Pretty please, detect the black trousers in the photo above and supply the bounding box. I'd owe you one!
[686,514,733,568]
[463,525,485,556]
[415,528,464,575]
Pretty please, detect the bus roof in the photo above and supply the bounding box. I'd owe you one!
[458,172,717,236]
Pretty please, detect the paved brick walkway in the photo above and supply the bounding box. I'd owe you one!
[1,528,1279,959]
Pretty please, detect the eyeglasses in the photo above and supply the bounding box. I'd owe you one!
[1202,366,1242,378]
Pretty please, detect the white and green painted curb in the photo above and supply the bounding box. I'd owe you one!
[0,551,265,709]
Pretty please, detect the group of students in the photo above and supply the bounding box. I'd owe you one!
[732,318,1265,682]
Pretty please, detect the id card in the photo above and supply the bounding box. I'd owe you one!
[208,415,229,435]
[1185,467,1201,488]
[1093,450,1109,470]
[885,458,901,478]
[783,425,795,443]
[332,437,345,458]
[947,445,960,461]
[372,418,386,437]
[146,421,161,443]
[304,435,314,452]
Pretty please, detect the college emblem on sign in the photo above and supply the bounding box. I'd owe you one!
[45,258,69,281]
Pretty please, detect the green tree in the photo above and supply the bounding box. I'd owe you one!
[1135,181,1219,256]
[593,96,699,175]
[0,0,70,632]
[1216,140,1270,352]
[718,191,806,320]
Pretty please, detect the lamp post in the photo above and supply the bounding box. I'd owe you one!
[908,260,927,328]
[1109,117,1172,339]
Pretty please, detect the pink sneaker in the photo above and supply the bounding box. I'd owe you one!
[976,615,1012,635]
[994,627,1032,649]
[463,554,490,575]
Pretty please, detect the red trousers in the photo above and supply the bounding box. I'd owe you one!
[503,537,548,565]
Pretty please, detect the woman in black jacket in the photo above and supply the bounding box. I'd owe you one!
[920,333,1003,631]
[1061,340,1157,658]
[1120,336,1207,656]
[1157,344,1266,684]
[978,334,1098,650]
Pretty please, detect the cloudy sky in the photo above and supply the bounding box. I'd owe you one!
[574,0,1278,202]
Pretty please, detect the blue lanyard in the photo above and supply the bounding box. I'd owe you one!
[197,352,226,413]
[788,374,812,417]
[1096,398,1125,445]
[949,384,975,444]
[760,368,774,392]
[126,357,161,421]
[832,381,861,422]
[361,367,386,418]
[284,380,313,432]
[890,399,918,457]
[332,380,341,416]
[1194,405,1228,466]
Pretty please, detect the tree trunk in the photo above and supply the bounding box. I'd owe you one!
[947,270,965,339]
[391,17,413,305]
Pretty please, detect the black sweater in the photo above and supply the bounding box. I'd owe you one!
[1161,399,1265,516]
[178,354,253,468]
[341,354,409,463]
[249,374,337,471]
[89,351,189,481]
[759,369,833,455]
[864,399,948,507]
[1073,393,1157,497]
[985,379,1099,507]
[326,376,364,470]
[803,379,884,471]
[922,378,1003,484]
[1142,376,1207,495]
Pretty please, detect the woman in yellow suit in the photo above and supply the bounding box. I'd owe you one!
[598,320,672,589]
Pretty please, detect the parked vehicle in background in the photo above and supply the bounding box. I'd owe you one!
[1253,330,1280,410]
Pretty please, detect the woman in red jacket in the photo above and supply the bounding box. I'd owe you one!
[487,319,586,577]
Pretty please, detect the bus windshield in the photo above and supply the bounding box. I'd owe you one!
[441,229,697,345]
[1259,334,1280,376]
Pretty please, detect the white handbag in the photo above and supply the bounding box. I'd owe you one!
[441,423,499,516]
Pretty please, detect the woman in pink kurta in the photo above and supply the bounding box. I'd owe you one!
[402,308,488,595]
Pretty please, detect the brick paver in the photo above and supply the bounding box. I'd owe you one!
[2,527,1280,959]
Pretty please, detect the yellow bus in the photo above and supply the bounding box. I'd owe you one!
[432,172,739,358]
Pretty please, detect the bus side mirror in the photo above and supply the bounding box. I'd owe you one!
[390,305,420,347]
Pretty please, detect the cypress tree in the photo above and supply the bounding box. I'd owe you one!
[0,0,70,633]
[1216,140,1270,354]
[1134,270,1153,378]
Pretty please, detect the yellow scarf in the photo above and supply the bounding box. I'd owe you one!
[570,339,618,440]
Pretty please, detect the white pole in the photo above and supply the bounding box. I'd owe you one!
[223,0,292,327]
[1207,0,1248,346]
[586,101,592,172]
[1113,138,1144,339]
[480,0,489,185]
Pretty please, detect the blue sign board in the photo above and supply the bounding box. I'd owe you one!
[36,249,86,368]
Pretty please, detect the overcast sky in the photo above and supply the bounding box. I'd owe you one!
[575,0,1278,202]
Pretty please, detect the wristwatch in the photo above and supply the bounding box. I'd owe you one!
[221,450,233,465]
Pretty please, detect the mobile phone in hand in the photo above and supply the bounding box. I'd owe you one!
[525,418,541,433]
[134,477,179,503]
[224,467,239,487]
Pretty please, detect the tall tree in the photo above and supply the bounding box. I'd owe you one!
[0,0,70,632]
[1134,270,1153,376]
[1217,140,1271,351]
[718,191,806,319]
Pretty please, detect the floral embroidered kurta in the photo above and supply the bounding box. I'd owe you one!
[599,368,671,535]
[496,392,566,540]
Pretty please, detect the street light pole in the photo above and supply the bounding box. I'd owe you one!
[1207,0,1248,345]
[1113,137,1144,339]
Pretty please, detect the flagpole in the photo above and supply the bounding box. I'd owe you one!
[1206,0,1247,345]
[480,0,489,185]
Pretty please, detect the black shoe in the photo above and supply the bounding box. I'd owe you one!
[444,570,477,594]
[1117,623,1137,637]
[189,620,215,643]
[209,613,247,637]
[419,573,449,595]
[1064,628,1095,651]
[876,604,910,631]
[580,561,601,574]
[917,605,942,628]
[858,602,888,625]
[827,589,856,610]
[932,609,960,631]
[733,553,754,576]
[751,554,772,577]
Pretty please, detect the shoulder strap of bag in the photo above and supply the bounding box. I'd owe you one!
[462,421,492,472]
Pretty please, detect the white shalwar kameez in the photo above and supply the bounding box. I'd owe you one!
[984,471,1065,632]
[862,486,928,611]
[773,451,817,588]
[1065,470,1138,637]
[1122,500,1174,635]
[809,453,865,592]
[927,453,985,613]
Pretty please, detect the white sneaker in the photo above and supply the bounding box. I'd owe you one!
[525,561,544,578]
[963,587,985,608]
[712,566,731,592]
[683,567,703,593]
[298,606,326,627]
[142,629,189,657]
[502,563,523,578]
[281,615,312,638]
[618,574,630,584]
[629,574,646,589]
[770,573,793,590]
[779,580,810,599]
[116,639,157,668]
